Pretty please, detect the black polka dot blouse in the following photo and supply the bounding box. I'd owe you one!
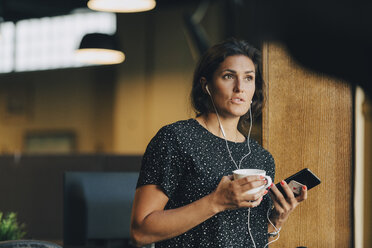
[137,119,276,248]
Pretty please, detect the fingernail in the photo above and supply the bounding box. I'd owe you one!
[264,190,268,195]
[260,175,265,180]
[280,180,285,185]
[271,183,274,187]
[302,185,307,190]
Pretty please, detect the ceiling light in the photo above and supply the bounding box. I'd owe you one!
[75,33,125,65]
[87,0,156,13]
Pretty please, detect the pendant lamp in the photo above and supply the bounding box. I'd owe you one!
[87,0,156,13]
[75,33,125,65]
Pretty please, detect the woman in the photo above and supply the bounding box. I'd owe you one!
[130,38,307,248]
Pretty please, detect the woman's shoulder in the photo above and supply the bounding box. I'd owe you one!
[150,119,197,142]
[144,119,199,154]
[158,119,197,135]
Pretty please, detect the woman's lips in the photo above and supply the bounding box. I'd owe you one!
[231,97,245,104]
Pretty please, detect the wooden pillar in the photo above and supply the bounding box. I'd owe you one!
[363,95,372,247]
[262,43,353,247]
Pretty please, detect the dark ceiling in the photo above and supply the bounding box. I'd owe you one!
[1,0,372,96]
[0,0,86,22]
[0,0,199,22]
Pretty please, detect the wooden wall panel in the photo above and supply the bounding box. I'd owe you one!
[363,96,372,247]
[262,43,352,247]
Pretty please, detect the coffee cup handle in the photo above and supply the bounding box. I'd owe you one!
[264,176,272,188]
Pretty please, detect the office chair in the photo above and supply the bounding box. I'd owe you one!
[63,172,140,248]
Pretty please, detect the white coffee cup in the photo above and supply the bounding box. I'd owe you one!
[233,169,272,194]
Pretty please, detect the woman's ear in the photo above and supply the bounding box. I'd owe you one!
[200,77,208,95]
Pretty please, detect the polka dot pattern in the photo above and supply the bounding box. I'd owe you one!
[137,119,275,248]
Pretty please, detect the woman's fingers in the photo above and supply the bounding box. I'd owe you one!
[236,175,266,186]
[216,175,271,210]
[239,196,264,208]
[242,188,268,201]
[227,175,234,180]
[220,175,268,208]
[269,183,285,200]
[240,181,266,193]
[279,181,295,199]
[296,185,308,202]
[269,181,308,224]
[248,196,264,208]
[238,176,271,206]
[273,181,307,204]
[281,181,302,208]
[236,175,267,194]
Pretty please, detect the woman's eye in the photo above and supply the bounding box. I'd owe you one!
[223,74,233,79]
[245,76,254,81]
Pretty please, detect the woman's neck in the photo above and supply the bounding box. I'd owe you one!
[197,113,245,142]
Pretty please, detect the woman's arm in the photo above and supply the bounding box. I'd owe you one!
[267,181,307,238]
[130,175,268,247]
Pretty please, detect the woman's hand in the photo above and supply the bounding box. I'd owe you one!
[211,175,269,212]
[268,181,307,228]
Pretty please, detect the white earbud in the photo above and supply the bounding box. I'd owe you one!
[205,85,225,137]
[206,85,211,95]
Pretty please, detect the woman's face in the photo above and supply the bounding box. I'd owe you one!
[207,55,256,119]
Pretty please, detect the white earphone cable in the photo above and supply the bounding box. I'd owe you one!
[208,92,252,170]
[263,208,281,248]
[247,208,257,248]
[208,91,280,247]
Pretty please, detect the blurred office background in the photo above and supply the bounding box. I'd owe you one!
[0,0,371,247]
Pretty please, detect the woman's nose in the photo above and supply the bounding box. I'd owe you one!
[233,78,243,92]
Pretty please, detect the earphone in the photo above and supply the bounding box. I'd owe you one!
[205,85,227,137]
[205,84,252,141]
[205,83,280,248]
[205,83,252,169]
[205,85,211,95]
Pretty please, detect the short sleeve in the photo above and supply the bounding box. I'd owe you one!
[136,126,185,199]
[266,153,275,183]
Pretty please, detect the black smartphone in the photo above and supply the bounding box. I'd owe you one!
[275,168,321,196]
